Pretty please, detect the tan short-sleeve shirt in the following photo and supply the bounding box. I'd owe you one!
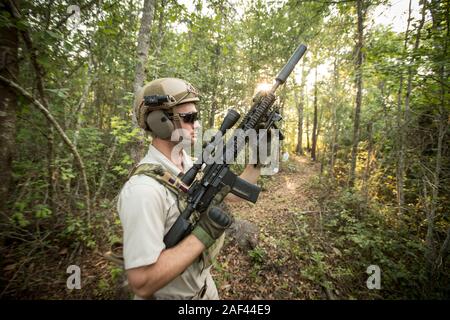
[117,145,218,300]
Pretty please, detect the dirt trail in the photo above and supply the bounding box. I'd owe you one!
[214,155,329,299]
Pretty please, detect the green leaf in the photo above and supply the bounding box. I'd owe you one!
[35,205,52,219]
[46,30,62,40]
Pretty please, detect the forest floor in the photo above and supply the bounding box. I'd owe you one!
[213,154,352,300]
[1,155,375,299]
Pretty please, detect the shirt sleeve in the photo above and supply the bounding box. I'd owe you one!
[117,177,168,270]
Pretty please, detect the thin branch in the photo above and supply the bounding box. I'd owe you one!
[0,75,91,220]
[93,138,118,204]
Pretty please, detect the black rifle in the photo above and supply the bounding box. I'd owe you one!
[164,44,307,248]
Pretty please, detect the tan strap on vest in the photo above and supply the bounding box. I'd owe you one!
[128,163,189,194]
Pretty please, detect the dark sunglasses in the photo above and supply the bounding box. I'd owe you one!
[168,112,200,124]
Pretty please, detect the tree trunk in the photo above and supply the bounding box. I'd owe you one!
[306,112,310,152]
[311,68,318,161]
[0,0,18,215]
[294,86,304,155]
[73,54,94,147]
[295,64,307,156]
[426,113,446,274]
[209,96,218,128]
[208,0,226,129]
[349,0,365,187]
[209,44,221,128]
[315,96,324,159]
[378,81,390,133]
[363,122,373,199]
[46,125,56,213]
[329,57,339,178]
[153,0,168,78]
[395,0,413,215]
[93,138,118,204]
[131,0,155,164]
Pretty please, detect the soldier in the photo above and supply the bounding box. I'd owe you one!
[117,78,261,299]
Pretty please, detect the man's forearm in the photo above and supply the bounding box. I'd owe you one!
[240,164,261,184]
[128,234,205,298]
[225,164,261,203]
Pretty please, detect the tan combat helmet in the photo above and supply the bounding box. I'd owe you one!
[134,78,200,139]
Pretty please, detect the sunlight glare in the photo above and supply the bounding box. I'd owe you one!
[255,83,272,93]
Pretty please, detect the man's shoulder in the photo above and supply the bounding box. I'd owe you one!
[120,172,165,196]
[127,173,162,187]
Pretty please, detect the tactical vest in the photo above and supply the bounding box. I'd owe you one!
[105,163,224,271]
